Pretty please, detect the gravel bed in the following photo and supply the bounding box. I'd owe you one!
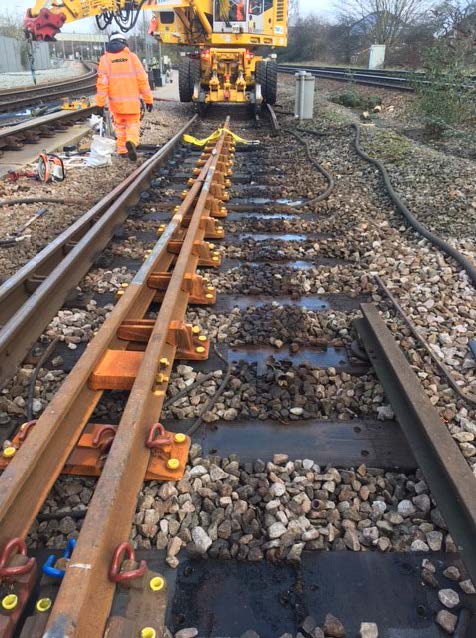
[257,88,476,473]
[28,444,453,559]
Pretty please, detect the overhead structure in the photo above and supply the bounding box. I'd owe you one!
[25,1,289,111]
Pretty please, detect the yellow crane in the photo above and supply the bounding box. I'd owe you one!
[25,1,289,112]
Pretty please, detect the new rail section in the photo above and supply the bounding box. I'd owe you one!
[0,108,474,636]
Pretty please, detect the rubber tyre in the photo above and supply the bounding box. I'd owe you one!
[255,60,268,102]
[265,59,278,105]
[179,58,200,103]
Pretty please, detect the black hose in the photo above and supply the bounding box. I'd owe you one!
[27,339,59,421]
[185,345,233,438]
[163,371,216,409]
[285,128,335,206]
[352,123,476,287]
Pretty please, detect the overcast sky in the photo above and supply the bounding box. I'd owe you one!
[2,0,336,28]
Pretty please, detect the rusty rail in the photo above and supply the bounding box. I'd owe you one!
[266,104,280,135]
[0,115,198,386]
[355,303,476,586]
[0,118,233,637]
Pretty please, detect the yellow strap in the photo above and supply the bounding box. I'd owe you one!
[183,127,259,147]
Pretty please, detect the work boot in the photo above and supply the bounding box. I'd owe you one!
[126,141,137,162]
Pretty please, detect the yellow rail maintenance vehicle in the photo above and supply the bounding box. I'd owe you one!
[25,1,289,113]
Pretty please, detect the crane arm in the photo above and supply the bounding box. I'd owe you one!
[25,0,213,41]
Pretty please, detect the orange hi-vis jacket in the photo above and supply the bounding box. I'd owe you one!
[96,47,153,115]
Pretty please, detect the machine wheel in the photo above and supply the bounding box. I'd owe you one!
[179,57,200,103]
[265,59,278,105]
[255,60,268,102]
[255,59,278,104]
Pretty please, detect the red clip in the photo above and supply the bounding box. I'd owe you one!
[92,425,117,453]
[0,538,35,578]
[18,420,37,442]
[108,542,147,584]
[146,423,173,449]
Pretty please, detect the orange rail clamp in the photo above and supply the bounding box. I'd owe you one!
[106,544,168,636]
[0,423,191,481]
[147,273,216,305]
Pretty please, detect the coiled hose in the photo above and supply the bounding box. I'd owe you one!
[352,123,476,287]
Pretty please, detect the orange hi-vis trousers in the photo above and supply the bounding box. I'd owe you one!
[112,112,141,155]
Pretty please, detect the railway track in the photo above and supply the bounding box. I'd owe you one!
[0,115,197,386]
[0,106,475,637]
[0,62,97,114]
[278,63,476,92]
[0,106,98,157]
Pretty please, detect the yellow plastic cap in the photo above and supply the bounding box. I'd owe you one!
[175,433,186,444]
[2,447,16,459]
[141,628,157,638]
[167,458,180,470]
[36,598,52,613]
[198,335,207,343]
[121,283,129,288]
[192,326,201,335]
[149,576,165,592]
[2,594,18,611]
[196,346,206,354]
[205,294,214,300]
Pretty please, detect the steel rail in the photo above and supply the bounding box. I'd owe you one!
[278,64,416,92]
[0,115,198,386]
[279,64,476,93]
[39,119,231,637]
[355,304,476,586]
[266,103,280,135]
[0,106,98,152]
[0,62,97,113]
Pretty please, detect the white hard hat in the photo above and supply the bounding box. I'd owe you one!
[109,32,127,43]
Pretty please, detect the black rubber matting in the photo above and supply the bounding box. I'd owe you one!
[165,552,459,637]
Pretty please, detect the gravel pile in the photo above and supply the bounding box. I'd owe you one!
[132,446,452,562]
[163,363,384,423]
[206,263,376,298]
[0,300,112,426]
[81,266,134,294]
[186,305,356,349]
[28,446,452,563]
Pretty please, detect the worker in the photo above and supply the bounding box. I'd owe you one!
[96,32,154,161]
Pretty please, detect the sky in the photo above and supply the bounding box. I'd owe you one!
[1,0,337,29]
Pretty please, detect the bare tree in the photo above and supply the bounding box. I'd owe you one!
[339,0,435,46]
[431,0,476,53]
